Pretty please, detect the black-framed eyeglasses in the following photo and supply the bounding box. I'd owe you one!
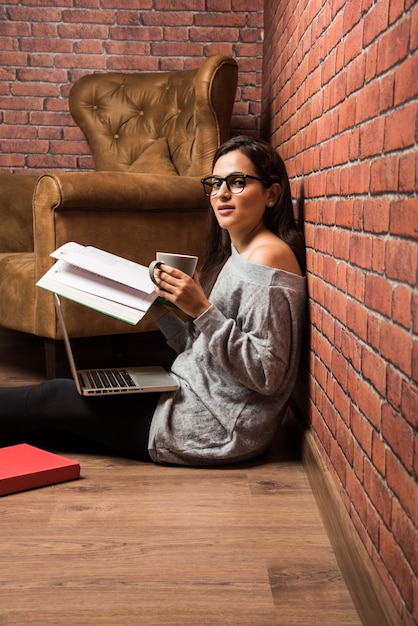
[201,173,265,197]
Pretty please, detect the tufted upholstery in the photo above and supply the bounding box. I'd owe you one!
[69,58,234,177]
[0,55,238,376]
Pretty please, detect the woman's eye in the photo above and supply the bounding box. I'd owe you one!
[212,180,222,189]
[231,177,245,188]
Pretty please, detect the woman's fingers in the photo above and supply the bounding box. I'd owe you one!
[155,265,185,291]
[154,265,210,318]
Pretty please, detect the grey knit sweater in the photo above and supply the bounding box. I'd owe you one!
[148,246,306,465]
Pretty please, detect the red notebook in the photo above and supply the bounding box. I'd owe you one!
[0,443,80,496]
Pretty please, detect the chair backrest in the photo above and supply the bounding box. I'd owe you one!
[69,55,238,178]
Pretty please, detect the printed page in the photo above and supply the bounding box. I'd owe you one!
[37,258,157,324]
[37,272,147,325]
[49,260,156,310]
[51,242,154,294]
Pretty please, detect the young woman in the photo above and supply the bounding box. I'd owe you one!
[0,136,307,466]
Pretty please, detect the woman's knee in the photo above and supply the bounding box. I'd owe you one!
[27,378,84,418]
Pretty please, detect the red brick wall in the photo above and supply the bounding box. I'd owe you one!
[263,1,417,624]
[0,0,264,173]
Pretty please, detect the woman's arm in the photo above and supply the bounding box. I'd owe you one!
[193,292,294,396]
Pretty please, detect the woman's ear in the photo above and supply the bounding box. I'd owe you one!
[266,182,281,206]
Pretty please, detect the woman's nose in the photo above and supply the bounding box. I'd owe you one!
[218,180,230,196]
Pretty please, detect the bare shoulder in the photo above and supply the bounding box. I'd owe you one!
[247,239,303,276]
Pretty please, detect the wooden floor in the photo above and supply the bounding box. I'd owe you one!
[0,327,362,626]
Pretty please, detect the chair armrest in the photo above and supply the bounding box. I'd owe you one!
[34,171,207,211]
[0,173,38,252]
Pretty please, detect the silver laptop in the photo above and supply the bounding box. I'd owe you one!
[54,294,178,396]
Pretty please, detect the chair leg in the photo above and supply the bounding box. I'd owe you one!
[44,338,57,379]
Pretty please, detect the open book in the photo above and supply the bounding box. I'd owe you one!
[36,242,157,325]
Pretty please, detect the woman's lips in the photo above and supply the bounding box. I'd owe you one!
[217,204,235,214]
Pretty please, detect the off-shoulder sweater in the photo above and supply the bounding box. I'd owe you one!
[148,245,306,466]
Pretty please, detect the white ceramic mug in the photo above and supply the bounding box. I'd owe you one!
[149,252,198,285]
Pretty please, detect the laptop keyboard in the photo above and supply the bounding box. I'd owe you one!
[85,369,136,389]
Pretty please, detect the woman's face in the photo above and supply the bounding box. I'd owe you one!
[210,150,278,235]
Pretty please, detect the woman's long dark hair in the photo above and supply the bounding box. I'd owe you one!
[199,135,306,296]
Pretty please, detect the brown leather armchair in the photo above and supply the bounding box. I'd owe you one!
[0,55,238,377]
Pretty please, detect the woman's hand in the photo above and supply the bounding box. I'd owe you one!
[153,264,211,318]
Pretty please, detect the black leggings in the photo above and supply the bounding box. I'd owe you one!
[0,379,160,461]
